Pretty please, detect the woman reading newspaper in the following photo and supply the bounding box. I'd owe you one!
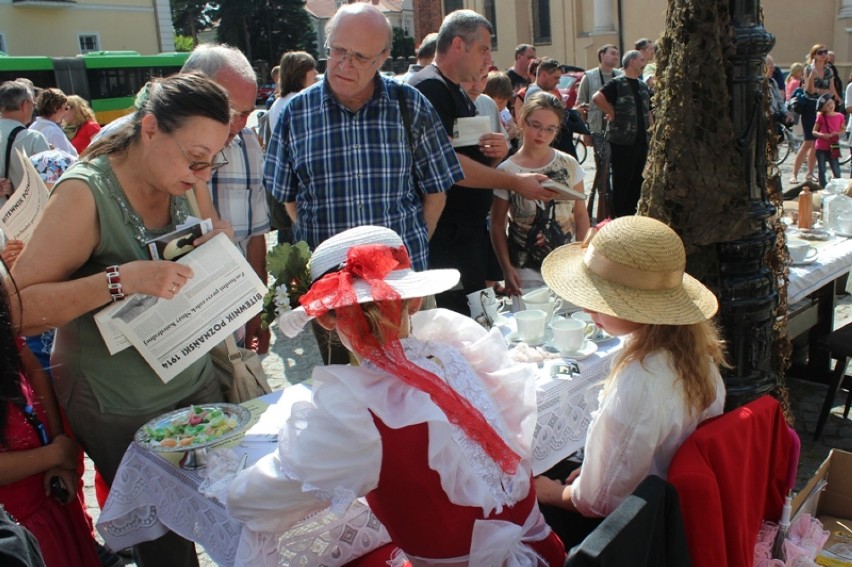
[10,74,234,567]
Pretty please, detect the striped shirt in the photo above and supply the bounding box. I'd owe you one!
[264,74,463,270]
[211,129,270,255]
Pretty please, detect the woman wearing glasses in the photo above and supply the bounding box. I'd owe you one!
[791,44,839,184]
[490,92,590,295]
[10,74,233,566]
[28,88,78,157]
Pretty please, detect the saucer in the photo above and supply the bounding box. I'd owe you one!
[547,340,598,360]
[506,330,550,347]
[589,332,614,343]
[790,256,818,266]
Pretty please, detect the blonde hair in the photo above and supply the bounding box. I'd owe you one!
[787,62,804,83]
[64,95,96,128]
[610,320,728,416]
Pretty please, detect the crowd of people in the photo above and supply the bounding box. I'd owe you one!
[0,3,819,566]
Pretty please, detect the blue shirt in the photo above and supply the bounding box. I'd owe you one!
[264,74,463,271]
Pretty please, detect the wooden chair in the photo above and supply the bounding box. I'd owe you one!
[815,322,852,440]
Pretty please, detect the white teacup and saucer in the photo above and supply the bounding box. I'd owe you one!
[549,319,598,359]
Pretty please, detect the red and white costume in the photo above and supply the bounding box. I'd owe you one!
[228,309,564,566]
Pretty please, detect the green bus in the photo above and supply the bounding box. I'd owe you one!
[0,51,189,124]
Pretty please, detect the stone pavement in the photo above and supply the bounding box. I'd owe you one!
[86,142,852,565]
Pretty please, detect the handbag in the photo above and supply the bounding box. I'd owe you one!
[831,142,841,159]
[210,334,272,403]
[185,188,273,403]
[786,87,815,115]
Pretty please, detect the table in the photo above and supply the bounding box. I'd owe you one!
[785,233,852,380]
[96,332,620,567]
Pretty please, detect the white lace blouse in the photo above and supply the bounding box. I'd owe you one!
[571,350,726,517]
[227,309,546,561]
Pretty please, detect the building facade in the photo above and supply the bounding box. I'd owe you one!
[306,0,414,57]
[0,0,174,56]
[431,0,852,79]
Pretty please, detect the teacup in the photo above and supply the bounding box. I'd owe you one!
[522,287,563,322]
[515,310,547,343]
[521,286,552,304]
[467,287,496,307]
[468,297,500,323]
[571,311,605,341]
[551,319,585,355]
[524,298,564,322]
[786,238,818,263]
[838,212,852,235]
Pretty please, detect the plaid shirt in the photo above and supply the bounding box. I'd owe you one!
[211,129,270,255]
[264,74,463,270]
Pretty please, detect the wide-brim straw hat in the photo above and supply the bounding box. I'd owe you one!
[541,216,718,325]
[278,225,460,337]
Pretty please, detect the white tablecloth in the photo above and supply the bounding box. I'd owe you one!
[787,234,852,304]
[96,334,619,566]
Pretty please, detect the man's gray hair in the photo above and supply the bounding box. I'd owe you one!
[181,44,256,83]
[326,3,393,51]
[436,10,493,54]
[0,80,32,113]
[622,50,642,68]
[417,32,439,61]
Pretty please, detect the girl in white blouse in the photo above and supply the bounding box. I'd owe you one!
[534,216,727,542]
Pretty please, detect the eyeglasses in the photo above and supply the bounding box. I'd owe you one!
[325,45,385,70]
[817,49,828,55]
[173,138,228,172]
[525,119,560,136]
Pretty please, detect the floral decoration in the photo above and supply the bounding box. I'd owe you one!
[260,241,312,329]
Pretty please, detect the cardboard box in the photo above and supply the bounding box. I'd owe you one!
[792,449,852,566]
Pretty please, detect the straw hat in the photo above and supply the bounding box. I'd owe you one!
[541,216,718,325]
[278,226,460,337]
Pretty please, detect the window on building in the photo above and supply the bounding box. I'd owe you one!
[484,0,498,49]
[444,0,463,14]
[0,34,6,54]
[532,0,551,44]
[78,33,100,54]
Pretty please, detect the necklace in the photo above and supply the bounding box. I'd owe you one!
[103,159,190,245]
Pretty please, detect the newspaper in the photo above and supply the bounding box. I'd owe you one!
[94,233,267,383]
[0,150,49,243]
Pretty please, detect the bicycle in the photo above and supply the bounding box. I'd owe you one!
[573,134,588,165]
[839,129,852,166]
[774,123,802,166]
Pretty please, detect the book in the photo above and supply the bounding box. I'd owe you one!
[146,218,213,261]
[542,179,586,200]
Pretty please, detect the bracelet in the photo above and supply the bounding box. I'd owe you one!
[105,265,126,302]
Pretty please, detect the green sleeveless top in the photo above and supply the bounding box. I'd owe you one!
[51,155,214,416]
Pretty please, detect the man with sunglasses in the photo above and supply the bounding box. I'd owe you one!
[264,3,463,363]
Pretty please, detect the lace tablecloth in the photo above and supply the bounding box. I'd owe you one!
[787,234,852,304]
[97,341,619,566]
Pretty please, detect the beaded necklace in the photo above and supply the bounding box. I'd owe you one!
[103,160,191,245]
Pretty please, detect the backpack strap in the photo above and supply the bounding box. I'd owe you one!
[3,126,26,181]
[396,84,419,191]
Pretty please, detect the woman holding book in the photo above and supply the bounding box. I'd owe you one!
[10,74,233,567]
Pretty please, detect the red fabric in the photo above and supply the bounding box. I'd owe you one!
[71,120,100,154]
[667,396,796,567]
[302,244,521,474]
[365,415,565,565]
[0,378,100,567]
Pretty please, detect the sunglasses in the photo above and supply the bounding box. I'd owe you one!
[816,49,828,55]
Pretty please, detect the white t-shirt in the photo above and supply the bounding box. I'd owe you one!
[28,117,78,157]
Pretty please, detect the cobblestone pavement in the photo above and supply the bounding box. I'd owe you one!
[87,138,852,565]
